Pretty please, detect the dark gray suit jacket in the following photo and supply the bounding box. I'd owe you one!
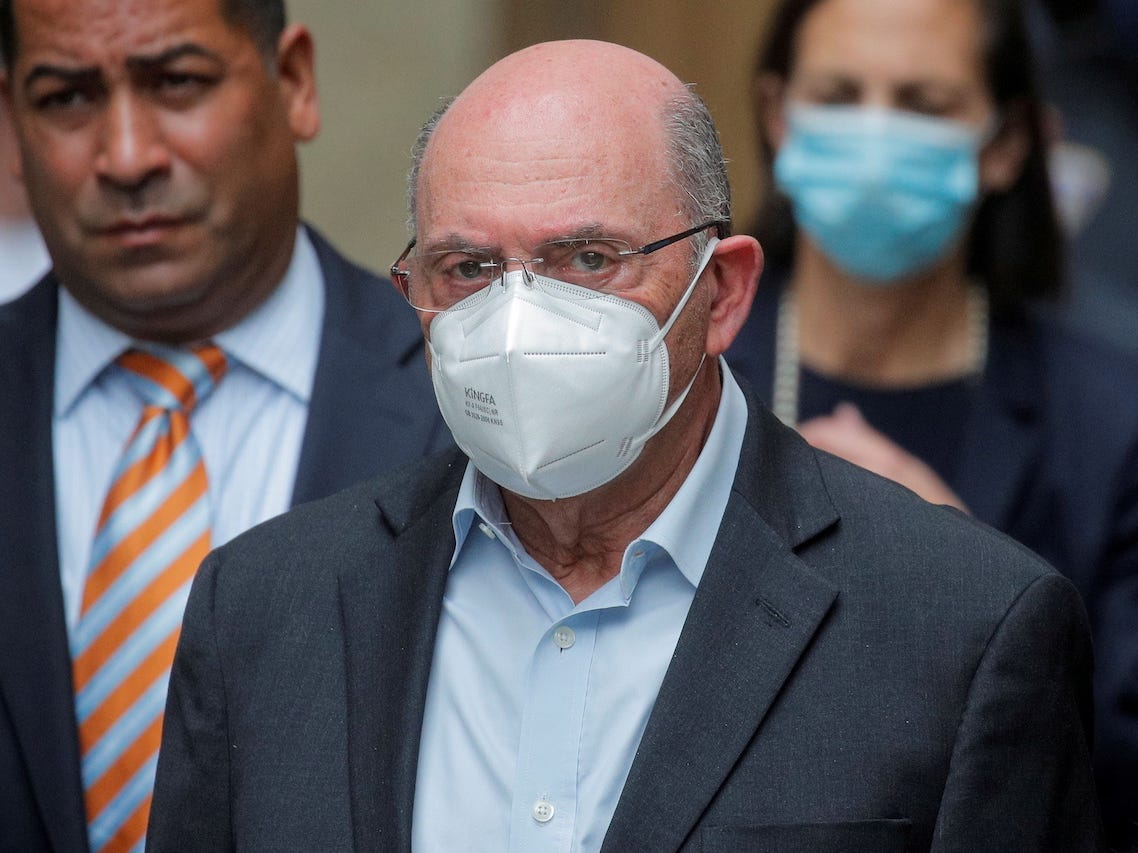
[148,389,1101,852]
[0,227,448,853]
[728,274,1138,845]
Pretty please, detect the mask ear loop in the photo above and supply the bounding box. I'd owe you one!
[634,351,707,448]
[649,236,719,349]
[629,236,720,452]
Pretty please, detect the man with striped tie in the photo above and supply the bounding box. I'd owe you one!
[0,1,447,851]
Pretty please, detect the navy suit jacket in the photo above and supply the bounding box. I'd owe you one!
[0,227,448,853]
[148,390,1101,851]
[727,276,1138,847]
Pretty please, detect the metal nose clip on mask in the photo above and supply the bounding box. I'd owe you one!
[427,238,719,501]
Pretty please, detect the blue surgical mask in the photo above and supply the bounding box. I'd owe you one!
[774,104,986,284]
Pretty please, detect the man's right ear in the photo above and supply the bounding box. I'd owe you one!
[703,234,764,358]
[754,73,787,150]
[276,24,320,142]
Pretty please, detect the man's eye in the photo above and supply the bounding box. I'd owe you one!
[455,259,487,280]
[163,72,207,88]
[161,73,194,89]
[431,254,491,282]
[35,88,92,110]
[546,241,624,275]
[572,250,610,272]
[154,72,214,99]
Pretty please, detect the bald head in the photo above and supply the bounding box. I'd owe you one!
[406,40,730,247]
[454,39,687,129]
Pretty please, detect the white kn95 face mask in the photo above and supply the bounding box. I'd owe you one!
[427,238,718,501]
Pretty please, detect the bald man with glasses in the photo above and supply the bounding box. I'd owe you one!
[150,39,1100,852]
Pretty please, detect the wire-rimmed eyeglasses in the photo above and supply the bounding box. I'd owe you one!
[390,219,728,313]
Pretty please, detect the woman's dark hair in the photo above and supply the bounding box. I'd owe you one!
[751,0,1064,314]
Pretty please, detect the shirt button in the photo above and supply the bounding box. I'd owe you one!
[532,799,555,823]
[552,626,575,650]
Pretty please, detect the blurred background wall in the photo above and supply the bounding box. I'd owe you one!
[289,0,507,271]
[289,1,1138,356]
[287,0,777,272]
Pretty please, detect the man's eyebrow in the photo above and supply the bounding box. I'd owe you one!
[22,44,224,93]
[420,234,495,254]
[544,223,609,242]
[125,43,225,72]
[420,224,621,255]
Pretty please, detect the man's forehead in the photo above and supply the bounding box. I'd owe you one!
[12,0,232,69]
[428,83,670,179]
[423,104,666,195]
[416,144,675,253]
[415,41,689,241]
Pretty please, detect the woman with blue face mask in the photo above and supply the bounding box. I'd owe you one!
[725,0,1138,845]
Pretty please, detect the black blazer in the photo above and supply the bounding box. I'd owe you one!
[0,227,449,853]
[148,390,1101,852]
[727,277,1138,845]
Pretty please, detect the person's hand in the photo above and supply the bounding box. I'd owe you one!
[797,403,970,512]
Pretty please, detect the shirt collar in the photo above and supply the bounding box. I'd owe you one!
[450,357,748,599]
[55,289,130,417]
[452,463,517,564]
[618,359,747,596]
[213,227,323,402]
[55,226,324,416]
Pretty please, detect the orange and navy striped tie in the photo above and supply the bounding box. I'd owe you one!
[71,344,226,853]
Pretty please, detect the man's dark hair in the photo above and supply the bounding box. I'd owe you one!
[749,0,1063,317]
[221,0,287,59]
[0,0,286,71]
[0,2,11,69]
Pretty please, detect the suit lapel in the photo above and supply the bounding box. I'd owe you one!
[291,227,447,507]
[603,403,839,853]
[0,280,90,852]
[953,316,1042,530]
[337,452,466,850]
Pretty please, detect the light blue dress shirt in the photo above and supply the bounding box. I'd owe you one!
[412,359,748,852]
[0,218,49,303]
[53,227,325,633]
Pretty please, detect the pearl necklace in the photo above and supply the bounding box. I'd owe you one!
[771,284,990,427]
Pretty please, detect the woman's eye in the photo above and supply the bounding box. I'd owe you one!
[896,83,969,118]
[904,98,953,118]
[800,78,860,106]
[814,90,857,106]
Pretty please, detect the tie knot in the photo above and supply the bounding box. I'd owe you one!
[117,344,227,412]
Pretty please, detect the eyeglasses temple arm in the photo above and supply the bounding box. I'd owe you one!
[638,219,729,256]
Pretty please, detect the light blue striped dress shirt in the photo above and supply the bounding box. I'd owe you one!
[412,359,748,852]
[53,227,325,634]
